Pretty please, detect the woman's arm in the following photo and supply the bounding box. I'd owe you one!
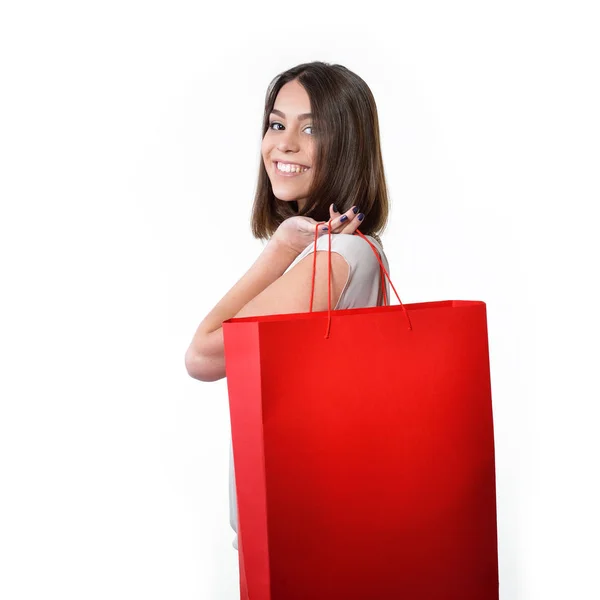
[185,238,296,381]
[184,236,349,382]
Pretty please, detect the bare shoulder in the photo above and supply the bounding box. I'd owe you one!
[309,233,382,266]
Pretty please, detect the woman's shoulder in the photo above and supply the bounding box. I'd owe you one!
[285,233,388,279]
[303,232,383,263]
[282,232,389,308]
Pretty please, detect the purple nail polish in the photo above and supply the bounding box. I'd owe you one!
[340,215,348,223]
[357,213,365,221]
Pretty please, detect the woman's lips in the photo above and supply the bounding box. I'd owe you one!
[273,162,310,177]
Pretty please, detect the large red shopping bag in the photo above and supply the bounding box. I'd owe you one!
[222,227,499,600]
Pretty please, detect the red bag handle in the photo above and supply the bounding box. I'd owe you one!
[308,219,413,338]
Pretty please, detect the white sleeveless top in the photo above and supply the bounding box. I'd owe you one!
[229,234,390,549]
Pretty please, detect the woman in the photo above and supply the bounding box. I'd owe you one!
[185,61,392,550]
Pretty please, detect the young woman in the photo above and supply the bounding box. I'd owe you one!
[185,61,392,550]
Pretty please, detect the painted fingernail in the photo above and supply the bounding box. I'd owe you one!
[322,226,329,231]
[352,206,359,214]
[332,203,339,213]
[357,213,365,221]
[340,215,348,223]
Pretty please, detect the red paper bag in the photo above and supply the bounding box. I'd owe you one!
[223,229,499,600]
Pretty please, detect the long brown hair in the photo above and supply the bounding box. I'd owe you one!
[251,61,390,245]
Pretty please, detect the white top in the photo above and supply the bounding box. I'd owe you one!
[229,234,391,549]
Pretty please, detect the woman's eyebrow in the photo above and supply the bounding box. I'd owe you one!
[270,109,313,120]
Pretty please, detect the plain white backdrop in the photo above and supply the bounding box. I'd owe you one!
[1,1,598,598]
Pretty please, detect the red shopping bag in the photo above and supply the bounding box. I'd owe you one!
[223,227,499,600]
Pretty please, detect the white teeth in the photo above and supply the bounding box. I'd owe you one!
[277,162,309,173]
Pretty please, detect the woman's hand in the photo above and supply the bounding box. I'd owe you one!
[271,203,365,255]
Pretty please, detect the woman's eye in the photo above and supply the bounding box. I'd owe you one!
[268,122,313,134]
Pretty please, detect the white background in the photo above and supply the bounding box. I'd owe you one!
[1,1,598,598]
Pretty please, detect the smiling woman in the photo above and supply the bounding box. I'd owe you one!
[252,64,389,241]
[184,61,392,551]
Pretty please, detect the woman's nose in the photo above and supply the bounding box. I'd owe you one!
[276,129,300,152]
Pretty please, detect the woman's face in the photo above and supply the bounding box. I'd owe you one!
[261,79,315,212]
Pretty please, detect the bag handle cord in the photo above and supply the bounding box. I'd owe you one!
[308,219,413,338]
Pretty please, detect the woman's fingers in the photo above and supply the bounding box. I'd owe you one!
[329,203,339,222]
[331,206,355,228]
[329,205,360,232]
[324,203,364,234]
[322,203,341,232]
[338,210,365,234]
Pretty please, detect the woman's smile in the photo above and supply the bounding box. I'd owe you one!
[273,160,311,177]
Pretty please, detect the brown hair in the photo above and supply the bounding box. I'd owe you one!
[251,61,390,245]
